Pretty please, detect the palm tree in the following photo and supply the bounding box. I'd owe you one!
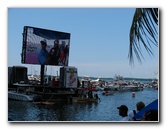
[129,8,158,65]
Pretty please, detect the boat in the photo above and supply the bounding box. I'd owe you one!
[71,86,99,103]
[151,78,158,90]
[8,90,35,102]
[81,76,91,88]
[8,66,41,102]
[102,91,114,96]
[105,75,128,91]
[72,97,98,103]
[106,75,144,92]
[90,77,105,86]
[119,85,140,92]
[8,83,38,102]
[113,75,128,86]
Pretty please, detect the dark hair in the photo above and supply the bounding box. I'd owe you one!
[136,101,145,111]
[143,110,158,121]
[40,39,47,45]
[54,40,59,44]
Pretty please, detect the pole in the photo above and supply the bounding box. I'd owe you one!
[40,65,45,85]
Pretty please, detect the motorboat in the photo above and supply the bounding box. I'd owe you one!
[8,83,37,102]
[8,90,35,102]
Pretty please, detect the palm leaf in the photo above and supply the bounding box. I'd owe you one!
[129,8,158,65]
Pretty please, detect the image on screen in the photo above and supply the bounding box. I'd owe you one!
[22,26,70,66]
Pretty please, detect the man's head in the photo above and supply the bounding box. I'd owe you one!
[136,101,145,111]
[40,39,47,49]
[54,40,59,48]
[117,105,128,117]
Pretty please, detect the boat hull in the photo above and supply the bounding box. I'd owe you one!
[72,97,98,103]
[8,91,35,102]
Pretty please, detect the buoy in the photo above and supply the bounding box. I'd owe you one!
[132,92,135,97]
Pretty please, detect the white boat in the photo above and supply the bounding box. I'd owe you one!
[106,75,144,92]
[113,75,128,86]
[119,85,139,92]
[8,83,37,102]
[106,75,127,91]
[8,91,35,101]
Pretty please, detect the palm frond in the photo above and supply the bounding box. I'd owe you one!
[129,8,158,65]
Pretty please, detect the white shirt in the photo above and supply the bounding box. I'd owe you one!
[120,116,130,121]
[128,110,135,120]
[128,110,141,121]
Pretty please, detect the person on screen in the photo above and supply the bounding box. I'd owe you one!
[49,40,60,65]
[59,41,69,65]
[38,39,49,65]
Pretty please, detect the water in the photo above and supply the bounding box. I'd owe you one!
[8,79,158,122]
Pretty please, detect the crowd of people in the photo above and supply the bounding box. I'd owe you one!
[117,101,158,121]
[37,39,69,66]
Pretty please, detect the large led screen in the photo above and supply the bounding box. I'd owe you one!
[22,26,70,66]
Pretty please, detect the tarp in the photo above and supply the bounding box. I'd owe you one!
[135,99,158,120]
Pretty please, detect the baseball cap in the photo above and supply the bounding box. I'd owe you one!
[40,39,47,45]
[117,105,128,111]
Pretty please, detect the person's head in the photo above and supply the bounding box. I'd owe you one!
[141,110,158,121]
[61,41,65,48]
[40,39,47,49]
[136,101,145,111]
[62,41,66,45]
[117,105,128,117]
[54,40,59,48]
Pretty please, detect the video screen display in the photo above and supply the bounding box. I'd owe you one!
[22,26,70,66]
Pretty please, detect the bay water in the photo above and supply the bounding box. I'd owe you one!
[8,78,158,122]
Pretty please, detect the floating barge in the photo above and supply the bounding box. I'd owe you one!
[8,66,80,103]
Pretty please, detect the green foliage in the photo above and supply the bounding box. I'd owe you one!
[129,8,158,65]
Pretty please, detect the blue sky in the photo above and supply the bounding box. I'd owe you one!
[8,8,158,78]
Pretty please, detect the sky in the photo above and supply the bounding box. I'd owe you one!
[8,8,158,79]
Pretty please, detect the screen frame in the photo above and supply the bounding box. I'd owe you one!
[21,26,71,66]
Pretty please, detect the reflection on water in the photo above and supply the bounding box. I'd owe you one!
[8,87,158,121]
